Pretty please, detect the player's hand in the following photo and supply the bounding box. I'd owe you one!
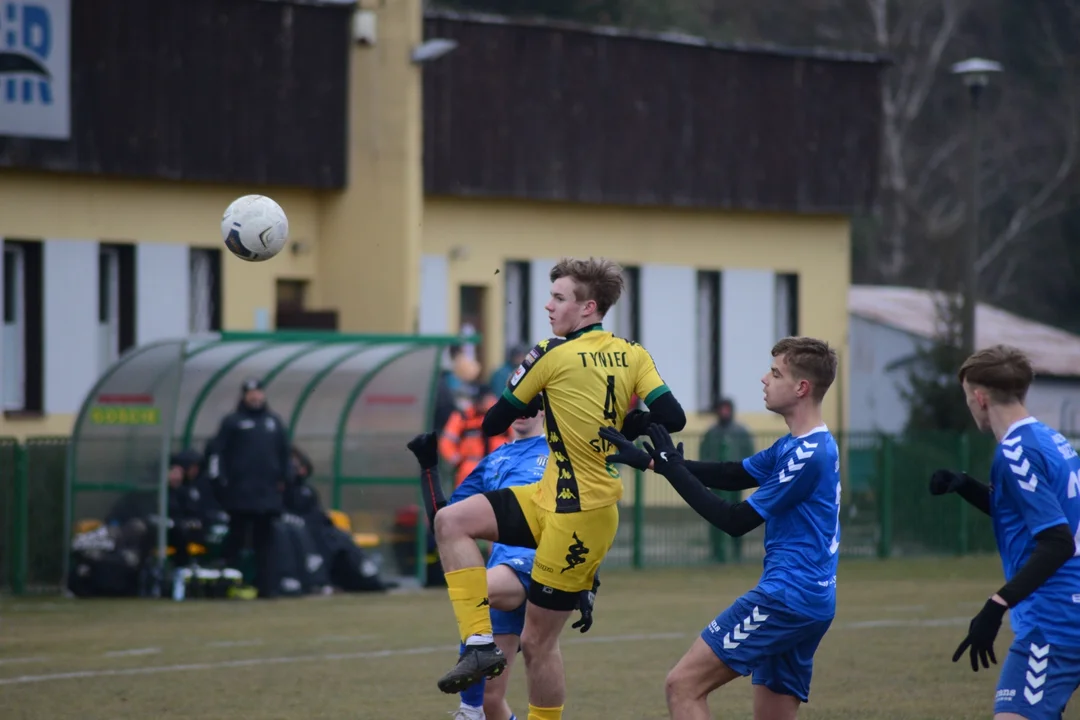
[598,426,652,471]
[522,394,544,418]
[572,574,600,633]
[952,598,1007,671]
[643,424,684,475]
[929,469,971,496]
[620,409,650,441]
[406,432,439,470]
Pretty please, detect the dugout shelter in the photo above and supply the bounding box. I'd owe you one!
[64,331,466,587]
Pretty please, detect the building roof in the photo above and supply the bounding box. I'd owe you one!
[424,9,892,65]
[849,285,1080,378]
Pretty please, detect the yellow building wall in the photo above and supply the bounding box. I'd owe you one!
[0,171,322,439]
[422,196,852,438]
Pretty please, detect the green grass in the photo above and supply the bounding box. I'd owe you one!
[2,555,1076,719]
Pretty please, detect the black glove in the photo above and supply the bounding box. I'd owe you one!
[953,598,1007,671]
[406,432,439,470]
[643,424,685,475]
[571,574,600,633]
[930,469,974,496]
[620,409,650,441]
[598,426,651,471]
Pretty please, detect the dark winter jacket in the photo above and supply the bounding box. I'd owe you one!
[208,402,292,514]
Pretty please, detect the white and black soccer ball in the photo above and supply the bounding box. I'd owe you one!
[221,194,289,262]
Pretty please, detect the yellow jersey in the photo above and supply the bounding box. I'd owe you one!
[504,324,670,513]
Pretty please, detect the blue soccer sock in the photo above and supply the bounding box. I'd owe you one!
[459,642,486,709]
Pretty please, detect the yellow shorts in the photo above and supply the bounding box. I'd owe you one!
[500,482,619,595]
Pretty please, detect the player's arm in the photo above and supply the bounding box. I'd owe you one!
[682,460,760,491]
[406,432,450,531]
[992,453,1077,608]
[643,425,765,537]
[928,469,990,516]
[622,345,685,439]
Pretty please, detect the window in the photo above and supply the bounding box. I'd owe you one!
[606,266,640,341]
[775,273,799,340]
[189,248,222,333]
[98,244,135,374]
[2,241,43,413]
[503,261,530,354]
[696,270,722,412]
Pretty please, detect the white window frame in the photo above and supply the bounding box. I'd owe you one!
[775,273,799,341]
[3,244,26,411]
[504,260,529,354]
[98,246,121,373]
[606,266,640,341]
[190,248,217,334]
[696,270,722,413]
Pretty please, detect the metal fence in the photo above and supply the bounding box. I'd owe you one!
[0,430,1028,594]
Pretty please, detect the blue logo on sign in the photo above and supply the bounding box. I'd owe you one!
[0,2,53,105]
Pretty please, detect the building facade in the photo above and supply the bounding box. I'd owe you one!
[1,0,884,438]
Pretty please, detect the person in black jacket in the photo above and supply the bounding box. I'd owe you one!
[208,377,293,598]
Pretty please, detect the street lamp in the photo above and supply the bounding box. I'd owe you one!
[950,57,1003,358]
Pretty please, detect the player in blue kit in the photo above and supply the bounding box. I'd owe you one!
[407,393,598,720]
[601,336,840,719]
[928,345,1080,720]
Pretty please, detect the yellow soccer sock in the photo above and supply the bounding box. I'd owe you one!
[445,567,493,642]
[528,705,563,720]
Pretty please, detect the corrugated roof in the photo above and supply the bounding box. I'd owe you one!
[849,285,1080,378]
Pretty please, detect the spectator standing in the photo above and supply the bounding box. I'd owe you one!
[699,398,757,563]
[208,378,293,598]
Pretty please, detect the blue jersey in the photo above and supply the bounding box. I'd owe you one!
[990,417,1080,647]
[742,426,841,621]
[448,434,549,570]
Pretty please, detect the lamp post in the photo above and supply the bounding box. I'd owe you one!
[950,58,1003,358]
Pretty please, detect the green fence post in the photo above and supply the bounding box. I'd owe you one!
[633,466,644,569]
[11,442,28,595]
[877,436,894,559]
[958,433,970,556]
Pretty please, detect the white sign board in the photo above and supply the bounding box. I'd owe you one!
[0,0,70,140]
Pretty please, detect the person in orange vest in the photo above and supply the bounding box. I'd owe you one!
[439,386,510,488]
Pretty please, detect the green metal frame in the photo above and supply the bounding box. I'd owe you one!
[61,331,470,592]
[260,341,324,387]
[330,346,425,509]
[180,341,277,447]
[286,343,374,437]
[63,339,178,588]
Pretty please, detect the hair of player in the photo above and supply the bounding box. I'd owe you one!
[771,336,838,402]
[957,344,1034,404]
[549,257,624,317]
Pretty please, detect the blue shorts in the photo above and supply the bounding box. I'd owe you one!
[700,588,832,703]
[489,563,530,637]
[994,629,1080,719]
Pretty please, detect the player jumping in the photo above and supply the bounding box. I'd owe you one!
[426,257,686,720]
[602,336,840,720]
[408,399,599,720]
[928,345,1080,719]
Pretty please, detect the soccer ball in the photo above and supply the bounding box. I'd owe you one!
[220,195,289,262]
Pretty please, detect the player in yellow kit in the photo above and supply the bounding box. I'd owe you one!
[427,257,687,720]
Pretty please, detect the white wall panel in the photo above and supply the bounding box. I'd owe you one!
[529,258,558,343]
[721,270,776,414]
[639,265,697,407]
[418,254,449,334]
[44,239,98,414]
[136,242,190,344]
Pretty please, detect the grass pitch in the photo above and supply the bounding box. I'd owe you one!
[2,555,1077,719]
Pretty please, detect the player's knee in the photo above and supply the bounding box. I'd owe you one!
[665,667,701,706]
[433,503,474,543]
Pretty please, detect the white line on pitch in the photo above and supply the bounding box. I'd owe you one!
[0,632,687,687]
[103,648,161,658]
[0,657,48,666]
[206,640,264,648]
[842,617,970,629]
